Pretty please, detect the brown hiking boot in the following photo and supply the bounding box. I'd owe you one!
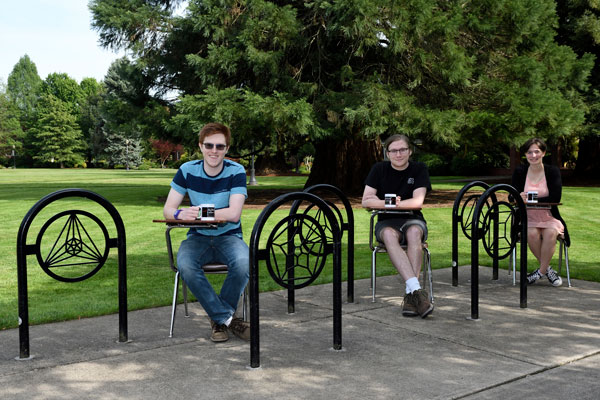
[413,289,434,318]
[401,293,419,317]
[228,318,250,341]
[210,320,229,342]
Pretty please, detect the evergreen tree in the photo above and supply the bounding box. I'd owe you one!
[79,78,106,164]
[555,0,600,177]
[91,120,143,168]
[0,85,24,167]
[90,0,593,191]
[6,55,42,129]
[89,58,166,167]
[29,94,85,167]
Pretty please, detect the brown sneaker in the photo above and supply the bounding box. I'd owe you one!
[228,318,250,341]
[210,320,229,342]
[401,293,419,317]
[413,289,434,318]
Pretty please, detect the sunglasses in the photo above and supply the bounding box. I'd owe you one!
[203,142,227,151]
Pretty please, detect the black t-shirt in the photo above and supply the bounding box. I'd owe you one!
[364,161,431,221]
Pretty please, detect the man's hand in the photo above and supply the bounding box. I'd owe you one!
[175,206,200,220]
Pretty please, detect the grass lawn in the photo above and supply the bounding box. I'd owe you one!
[0,168,598,330]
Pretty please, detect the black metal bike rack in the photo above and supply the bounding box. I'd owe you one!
[248,191,342,368]
[16,189,127,359]
[286,184,354,310]
[451,181,493,286]
[469,184,528,320]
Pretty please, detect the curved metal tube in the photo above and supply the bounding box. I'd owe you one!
[16,189,127,359]
[249,191,342,368]
[470,184,527,320]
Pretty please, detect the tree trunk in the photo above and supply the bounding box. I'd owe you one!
[305,136,382,195]
[575,134,600,178]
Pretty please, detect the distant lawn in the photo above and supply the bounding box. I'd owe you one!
[0,168,597,330]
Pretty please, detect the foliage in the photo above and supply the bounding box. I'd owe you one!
[0,87,24,166]
[555,0,600,176]
[92,122,143,168]
[6,55,42,126]
[414,152,446,176]
[78,78,106,162]
[88,58,171,166]
[150,139,183,168]
[28,94,85,167]
[89,0,594,191]
[40,73,84,116]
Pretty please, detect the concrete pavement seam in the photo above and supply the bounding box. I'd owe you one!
[449,350,600,399]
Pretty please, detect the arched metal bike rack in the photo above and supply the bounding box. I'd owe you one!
[16,189,127,360]
[286,184,354,309]
[470,184,527,320]
[249,191,342,368]
[451,181,491,286]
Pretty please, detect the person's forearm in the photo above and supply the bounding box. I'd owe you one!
[214,206,242,223]
[362,195,385,208]
[164,206,199,220]
[396,197,423,209]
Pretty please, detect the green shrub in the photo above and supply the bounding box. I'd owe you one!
[415,153,447,175]
[450,152,509,175]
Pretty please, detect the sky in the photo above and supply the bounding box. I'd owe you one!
[0,1,124,85]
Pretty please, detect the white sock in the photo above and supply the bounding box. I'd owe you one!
[224,316,233,327]
[406,277,421,294]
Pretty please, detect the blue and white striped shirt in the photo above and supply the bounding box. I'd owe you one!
[171,159,247,237]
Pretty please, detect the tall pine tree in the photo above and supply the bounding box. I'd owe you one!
[90,0,593,191]
[29,94,85,167]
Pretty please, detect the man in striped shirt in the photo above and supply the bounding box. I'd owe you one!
[163,123,250,342]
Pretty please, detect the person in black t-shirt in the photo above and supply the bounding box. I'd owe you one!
[362,134,433,318]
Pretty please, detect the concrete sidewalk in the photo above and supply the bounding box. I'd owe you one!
[1,266,599,400]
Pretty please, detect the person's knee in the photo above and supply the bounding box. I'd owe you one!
[380,227,401,244]
[176,248,194,273]
[543,230,559,242]
[225,245,250,278]
[231,255,249,274]
[527,230,540,241]
[405,225,423,243]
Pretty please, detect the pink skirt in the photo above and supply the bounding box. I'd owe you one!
[528,209,564,235]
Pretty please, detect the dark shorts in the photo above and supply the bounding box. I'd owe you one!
[375,218,428,245]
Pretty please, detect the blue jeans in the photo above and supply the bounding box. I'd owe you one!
[176,234,249,325]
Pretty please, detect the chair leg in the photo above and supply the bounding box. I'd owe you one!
[424,247,433,302]
[371,248,377,303]
[169,271,180,338]
[182,279,189,317]
[564,244,572,288]
[558,238,572,288]
[511,246,516,286]
[558,239,563,276]
[242,286,248,320]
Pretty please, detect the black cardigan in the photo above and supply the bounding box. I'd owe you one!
[511,163,569,246]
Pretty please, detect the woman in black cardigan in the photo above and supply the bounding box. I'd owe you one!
[511,138,568,287]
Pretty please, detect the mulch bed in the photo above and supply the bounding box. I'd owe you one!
[160,175,598,209]
[243,188,464,209]
[160,188,504,209]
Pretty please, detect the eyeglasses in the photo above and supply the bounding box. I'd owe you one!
[388,147,410,155]
[203,142,227,151]
[526,150,542,156]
